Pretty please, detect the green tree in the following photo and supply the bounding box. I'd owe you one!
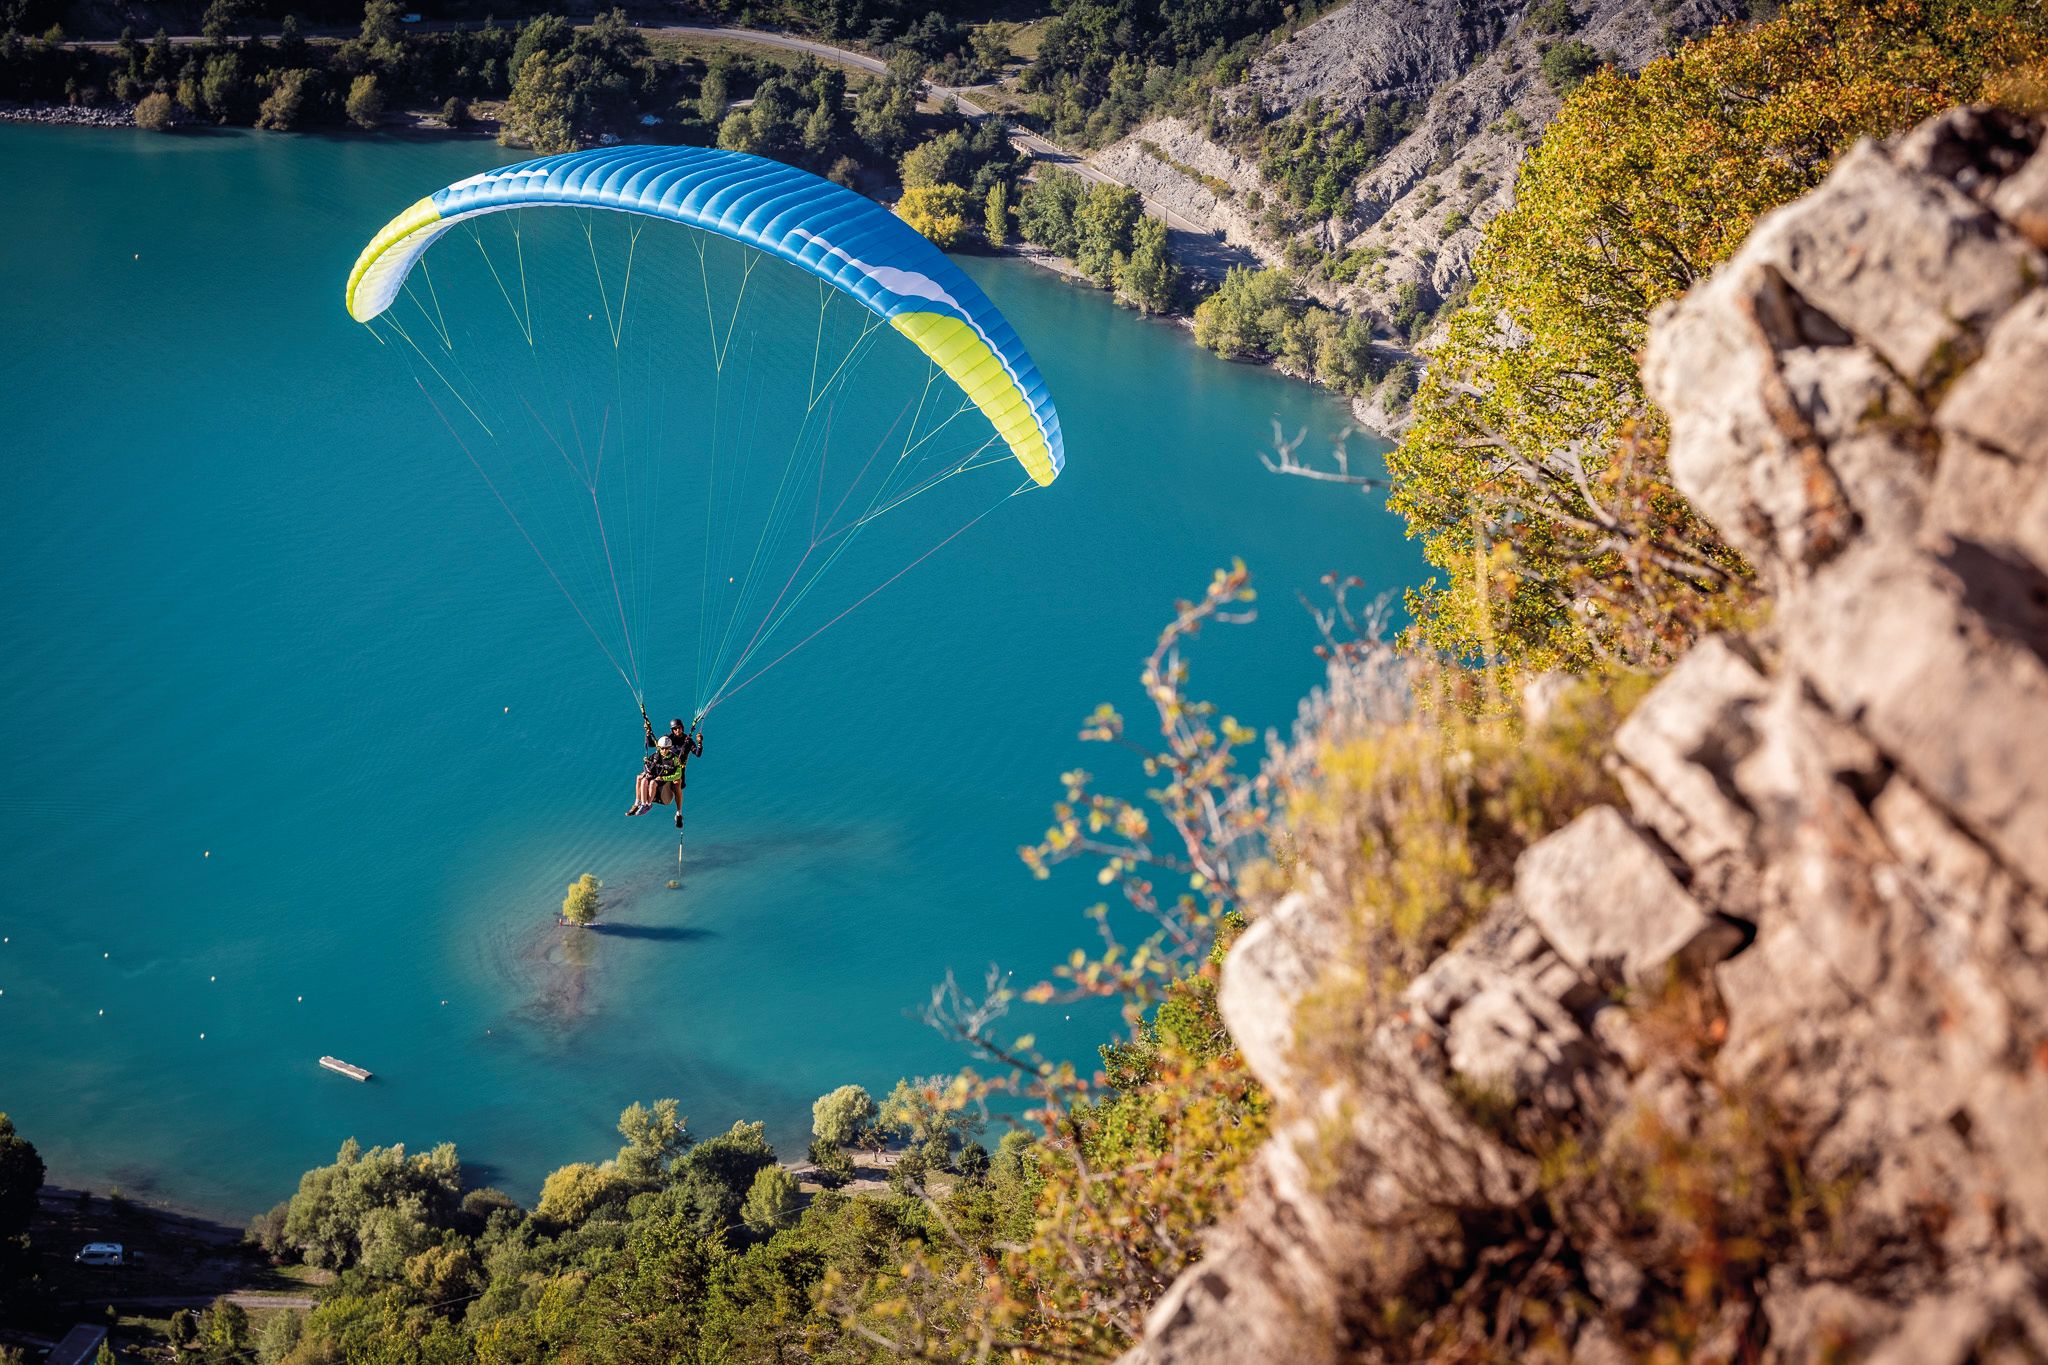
[197,49,251,123]
[984,180,1011,248]
[1117,214,1179,314]
[614,1097,689,1184]
[851,69,916,161]
[800,98,837,159]
[344,72,383,130]
[877,1076,983,1163]
[280,1138,461,1269]
[740,1166,800,1236]
[674,1121,777,1236]
[1192,266,1294,359]
[811,1084,876,1148]
[1072,183,1140,287]
[696,62,729,125]
[256,68,319,131]
[204,1297,251,1355]
[896,184,972,247]
[0,1115,44,1240]
[900,129,967,189]
[510,12,571,82]
[1541,38,1605,92]
[1016,167,1086,257]
[561,872,601,925]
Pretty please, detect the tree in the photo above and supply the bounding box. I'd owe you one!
[851,70,915,161]
[673,1121,778,1236]
[1017,167,1087,257]
[614,1098,688,1184]
[896,184,972,247]
[984,180,1011,248]
[204,1297,251,1356]
[1117,214,1179,314]
[899,129,966,189]
[1540,38,1605,92]
[280,1138,461,1269]
[716,107,759,153]
[345,73,383,130]
[1389,0,2048,674]
[877,1076,983,1164]
[0,1115,43,1240]
[696,62,729,125]
[198,50,250,123]
[740,1167,800,1237]
[1073,183,1140,285]
[801,98,837,159]
[1192,266,1293,359]
[811,1085,876,1148]
[256,69,319,131]
[534,1161,629,1227]
[442,94,469,127]
[561,873,600,925]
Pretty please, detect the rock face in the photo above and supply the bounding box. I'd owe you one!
[1124,107,2048,1364]
[1085,0,1743,421]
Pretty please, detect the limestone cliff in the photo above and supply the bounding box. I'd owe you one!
[1126,106,2048,1363]
[1087,0,1745,424]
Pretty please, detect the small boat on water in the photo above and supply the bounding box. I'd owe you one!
[319,1056,372,1082]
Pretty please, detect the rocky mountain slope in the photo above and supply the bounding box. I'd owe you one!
[1125,105,2048,1362]
[1091,0,1746,425]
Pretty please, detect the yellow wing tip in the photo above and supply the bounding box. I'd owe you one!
[344,195,444,323]
[890,312,1056,485]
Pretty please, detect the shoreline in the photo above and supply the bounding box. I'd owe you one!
[0,100,1404,435]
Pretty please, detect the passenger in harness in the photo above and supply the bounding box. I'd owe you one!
[627,716,703,826]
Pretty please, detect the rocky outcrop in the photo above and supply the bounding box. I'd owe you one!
[1124,106,2048,1363]
[1087,0,1743,410]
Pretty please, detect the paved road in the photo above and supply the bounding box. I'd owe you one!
[97,1292,322,1310]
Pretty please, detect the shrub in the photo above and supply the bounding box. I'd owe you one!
[561,873,600,925]
[1541,39,1605,92]
[133,91,176,130]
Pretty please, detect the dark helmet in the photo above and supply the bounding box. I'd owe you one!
[669,718,686,730]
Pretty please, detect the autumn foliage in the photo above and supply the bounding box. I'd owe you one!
[1389,0,2048,674]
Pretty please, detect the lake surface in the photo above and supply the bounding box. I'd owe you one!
[0,124,1417,1219]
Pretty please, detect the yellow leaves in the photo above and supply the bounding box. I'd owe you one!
[1389,0,2041,675]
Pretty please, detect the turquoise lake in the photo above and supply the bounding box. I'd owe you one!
[0,124,1418,1219]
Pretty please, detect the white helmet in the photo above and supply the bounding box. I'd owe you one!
[656,735,674,749]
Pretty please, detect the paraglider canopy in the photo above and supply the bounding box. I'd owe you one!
[345,145,1064,487]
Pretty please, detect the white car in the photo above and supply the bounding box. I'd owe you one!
[73,1242,124,1266]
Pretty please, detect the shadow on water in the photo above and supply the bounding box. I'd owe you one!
[672,824,859,874]
[588,923,716,943]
